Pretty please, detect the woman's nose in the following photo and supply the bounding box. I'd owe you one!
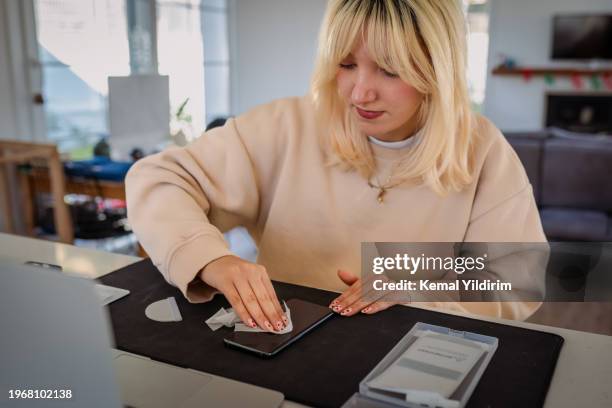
[351,73,377,105]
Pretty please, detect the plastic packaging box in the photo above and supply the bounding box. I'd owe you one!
[342,322,498,408]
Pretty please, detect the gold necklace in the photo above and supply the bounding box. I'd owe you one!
[367,173,404,203]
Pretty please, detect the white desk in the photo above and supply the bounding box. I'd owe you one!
[1,233,611,408]
[0,233,137,279]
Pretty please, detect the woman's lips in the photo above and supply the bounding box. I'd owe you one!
[355,107,384,120]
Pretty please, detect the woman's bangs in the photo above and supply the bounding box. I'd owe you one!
[326,6,365,72]
[364,17,402,74]
[363,4,425,90]
[325,0,423,86]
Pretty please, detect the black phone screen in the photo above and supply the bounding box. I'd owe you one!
[223,298,334,357]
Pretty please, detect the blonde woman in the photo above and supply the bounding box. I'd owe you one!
[126,0,545,333]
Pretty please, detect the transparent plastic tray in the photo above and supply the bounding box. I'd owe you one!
[343,322,498,408]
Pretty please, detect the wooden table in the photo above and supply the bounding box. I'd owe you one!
[26,166,126,199]
[14,165,127,243]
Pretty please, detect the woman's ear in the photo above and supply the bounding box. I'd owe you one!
[337,269,359,286]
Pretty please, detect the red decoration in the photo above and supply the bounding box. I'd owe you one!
[521,69,533,82]
[603,73,612,90]
[570,73,583,90]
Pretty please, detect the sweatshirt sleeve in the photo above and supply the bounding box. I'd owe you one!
[413,118,547,321]
[125,118,261,303]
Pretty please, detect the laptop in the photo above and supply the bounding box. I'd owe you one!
[0,262,284,408]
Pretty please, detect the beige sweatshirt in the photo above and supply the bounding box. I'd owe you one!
[125,96,546,320]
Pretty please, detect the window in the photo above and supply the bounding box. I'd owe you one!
[34,0,131,157]
[156,0,230,141]
[34,0,230,156]
[464,0,490,112]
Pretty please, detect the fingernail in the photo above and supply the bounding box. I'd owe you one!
[341,308,351,315]
[330,300,338,307]
[248,318,256,327]
[333,305,342,312]
[362,307,371,313]
[264,321,273,331]
[282,315,289,324]
[276,321,284,331]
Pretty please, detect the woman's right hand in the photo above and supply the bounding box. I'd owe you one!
[199,255,287,332]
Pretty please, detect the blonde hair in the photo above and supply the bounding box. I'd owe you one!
[311,0,476,195]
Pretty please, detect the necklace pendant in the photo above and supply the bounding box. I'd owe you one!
[377,188,386,203]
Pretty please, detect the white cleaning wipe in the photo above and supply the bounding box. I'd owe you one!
[205,301,293,334]
[145,297,183,322]
[205,307,242,330]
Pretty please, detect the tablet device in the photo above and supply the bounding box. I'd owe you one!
[223,298,334,357]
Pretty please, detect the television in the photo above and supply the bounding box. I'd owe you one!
[551,14,612,60]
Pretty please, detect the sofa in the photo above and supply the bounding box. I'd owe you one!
[504,128,612,241]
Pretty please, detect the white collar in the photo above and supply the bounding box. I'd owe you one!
[368,129,421,149]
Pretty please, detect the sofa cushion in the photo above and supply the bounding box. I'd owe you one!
[541,138,612,212]
[541,207,608,241]
[549,127,612,143]
[504,130,550,140]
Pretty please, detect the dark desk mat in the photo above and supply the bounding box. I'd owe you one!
[100,259,563,408]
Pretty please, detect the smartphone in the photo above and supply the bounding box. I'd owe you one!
[223,298,334,357]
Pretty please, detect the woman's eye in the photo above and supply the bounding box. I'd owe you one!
[381,69,399,78]
[339,63,356,69]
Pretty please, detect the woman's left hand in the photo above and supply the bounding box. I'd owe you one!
[328,269,401,316]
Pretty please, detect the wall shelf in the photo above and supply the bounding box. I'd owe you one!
[492,65,612,77]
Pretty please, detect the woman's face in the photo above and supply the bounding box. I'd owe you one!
[336,40,424,142]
